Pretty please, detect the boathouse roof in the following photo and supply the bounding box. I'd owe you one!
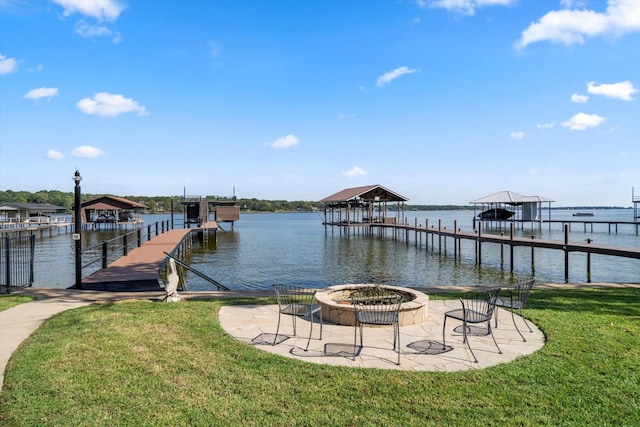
[80,195,147,210]
[0,203,66,212]
[320,185,409,203]
[470,191,554,205]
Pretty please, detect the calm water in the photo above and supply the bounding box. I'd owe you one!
[27,209,639,290]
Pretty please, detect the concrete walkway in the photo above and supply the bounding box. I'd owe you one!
[2,283,637,394]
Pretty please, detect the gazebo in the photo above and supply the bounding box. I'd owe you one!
[320,184,409,226]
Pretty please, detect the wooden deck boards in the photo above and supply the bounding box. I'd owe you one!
[81,223,218,291]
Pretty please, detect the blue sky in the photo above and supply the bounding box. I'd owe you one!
[1,0,638,206]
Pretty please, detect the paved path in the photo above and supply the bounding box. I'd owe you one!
[1,283,638,394]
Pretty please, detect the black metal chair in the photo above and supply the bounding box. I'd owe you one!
[350,287,403,365]
[494,278,535,342]
[443,287,502,363]
[272,284,323,351]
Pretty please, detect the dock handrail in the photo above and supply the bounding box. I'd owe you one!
[163,251,229,291]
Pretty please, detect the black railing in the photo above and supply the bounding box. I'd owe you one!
[0,235,35,293]
[80,220,172,278]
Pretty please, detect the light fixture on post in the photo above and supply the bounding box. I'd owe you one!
[73,170,83,289]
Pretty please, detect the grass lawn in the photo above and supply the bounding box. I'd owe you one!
[0,294,35,312]
[0,288,638,426]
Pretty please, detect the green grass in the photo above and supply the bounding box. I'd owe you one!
[1,288,638,426]
[0,294,35,312]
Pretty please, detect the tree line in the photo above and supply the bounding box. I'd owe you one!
[0,190,327,213]
[0,190,479,213]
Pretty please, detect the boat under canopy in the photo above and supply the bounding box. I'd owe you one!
[478,208,515,220]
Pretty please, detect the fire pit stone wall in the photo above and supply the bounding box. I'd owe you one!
[315,284,429,326]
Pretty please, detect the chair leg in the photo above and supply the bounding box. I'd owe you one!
[462,320,479,363]
[442,316,447,349]
[291,315,297,336]
[395,322,400,366]
[352,320,360,361]
[488,322,503,355]
[273,312,283,346]
[519,309,533,333]
[304,314,314,351]
[511,309,526,342]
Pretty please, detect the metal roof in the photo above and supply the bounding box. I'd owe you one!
[470,191,554,205]
[0,203,66,212]
[320,185,409,203]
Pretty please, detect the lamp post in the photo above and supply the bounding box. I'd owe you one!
[73,170,82,289]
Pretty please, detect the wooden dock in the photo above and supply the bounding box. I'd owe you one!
[325,220,640,283]
[82,221,217,291]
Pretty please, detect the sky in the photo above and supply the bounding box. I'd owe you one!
[1,0,639,206]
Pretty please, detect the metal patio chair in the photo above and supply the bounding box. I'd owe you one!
[350,287,404,365]
[494,278,535,342]
[272,284,323,351]
[443,287,502,363]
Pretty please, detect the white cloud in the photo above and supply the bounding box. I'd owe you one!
[24,87,59,100]
[269,134,299,149]
[428,0,515,16]
[72,145,104,158]
[0,53,18,74]
[344,166,367,177]
[47,150,64,160]
[52,0,125,21]
[75,21,112,38]
[562,112,605,130]
[376,66,417,87]
[76,92,148,117]
[516,0,640,49]
[587,80,637,101]
[537,121,556,129]
[571,93,589,103]
[509,131,525,140]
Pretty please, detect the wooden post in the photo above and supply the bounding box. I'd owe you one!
[477,222,482,265]
[564,224,569,282]
[530,236,535,274]
[453,220,458,259]
[438,219,442,255]
[510,223,514,272]
[500,232,504,268]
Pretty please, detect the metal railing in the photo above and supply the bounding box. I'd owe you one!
[161,251,229,291]
[80,220,172,277]
[0,235,35,293]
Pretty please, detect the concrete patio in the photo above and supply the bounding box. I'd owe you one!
[219,299,546,371]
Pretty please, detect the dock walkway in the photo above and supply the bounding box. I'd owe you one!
[82,221,217,291]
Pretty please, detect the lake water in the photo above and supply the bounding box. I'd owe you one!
[24,209,639,290]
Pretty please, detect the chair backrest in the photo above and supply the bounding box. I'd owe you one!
[513,278,535,307]
[460,287,501,321]
[350,287,403,324]
[273,284,317,309]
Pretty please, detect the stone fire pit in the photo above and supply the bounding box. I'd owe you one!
[315,284,429,326]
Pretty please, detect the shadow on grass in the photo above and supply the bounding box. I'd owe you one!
[529,287,640,317]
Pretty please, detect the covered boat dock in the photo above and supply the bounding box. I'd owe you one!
[320,184,409,233]
[470,191,554,228]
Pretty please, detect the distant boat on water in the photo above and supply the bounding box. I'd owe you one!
[572,212,594,217]
[477,208,515,220]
